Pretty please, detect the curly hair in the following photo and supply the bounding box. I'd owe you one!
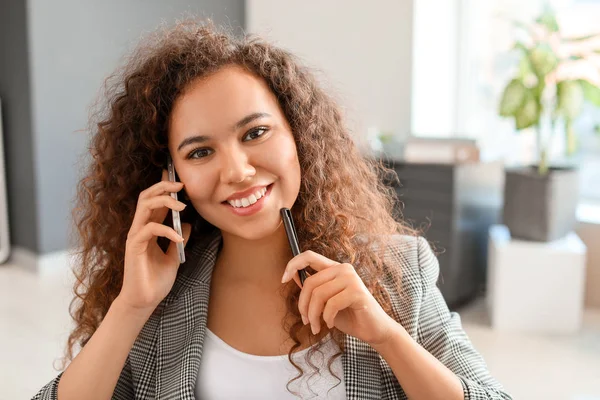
[64,18,418,396]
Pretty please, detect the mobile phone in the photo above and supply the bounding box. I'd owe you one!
[167,154,186,264]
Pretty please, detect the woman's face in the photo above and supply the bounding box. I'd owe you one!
[168,64,302,240]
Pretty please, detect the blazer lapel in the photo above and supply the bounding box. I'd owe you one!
[154,230,222,399]
[155,281,212,399]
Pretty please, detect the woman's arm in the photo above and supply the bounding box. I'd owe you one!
[32,296,152,400]
[372,236,512,400]
[56,296,152,400]
[371,321,465,399]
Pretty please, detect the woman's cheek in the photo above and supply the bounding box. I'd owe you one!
[182,170,219,205]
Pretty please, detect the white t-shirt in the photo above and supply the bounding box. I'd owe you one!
[195,328,347,399]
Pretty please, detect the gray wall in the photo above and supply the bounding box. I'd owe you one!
[0,0,245,255]
[0,0,39,252]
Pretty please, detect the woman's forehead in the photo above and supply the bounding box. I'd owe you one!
[168,65,282,141]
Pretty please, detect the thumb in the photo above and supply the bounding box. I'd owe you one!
[166,223,192,262]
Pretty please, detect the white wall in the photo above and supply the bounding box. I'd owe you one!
[411,0,458,137]
[246,0,414,148]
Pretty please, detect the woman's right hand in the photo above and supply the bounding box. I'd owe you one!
[118,169,193,312]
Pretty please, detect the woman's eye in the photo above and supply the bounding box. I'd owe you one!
[187,148,213,160]
[243,127,268,142]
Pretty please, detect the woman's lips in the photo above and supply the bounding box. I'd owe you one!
[222,183,273,217]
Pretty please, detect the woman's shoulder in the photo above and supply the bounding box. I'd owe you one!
[377,233,436,278]
[372,234,442,332]
[376,234,441,303]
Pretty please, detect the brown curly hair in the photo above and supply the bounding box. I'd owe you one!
[64,18,418,396]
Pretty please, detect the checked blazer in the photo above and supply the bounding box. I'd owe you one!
[33,229,512,399]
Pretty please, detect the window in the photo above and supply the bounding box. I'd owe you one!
[412,0,600,202]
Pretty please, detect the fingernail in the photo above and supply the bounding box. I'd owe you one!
[301,314,308,325]
[311,324,319,335]
[281,271,288,283]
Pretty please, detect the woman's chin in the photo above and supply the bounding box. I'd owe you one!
[219,213,284,242]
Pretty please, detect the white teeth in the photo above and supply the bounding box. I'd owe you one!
[227,186,269,208]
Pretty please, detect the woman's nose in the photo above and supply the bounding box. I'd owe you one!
[219,147,256,184]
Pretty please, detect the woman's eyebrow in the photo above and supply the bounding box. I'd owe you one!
[177,135,210,152]
[233,112,271,130]
[177,112,272,152]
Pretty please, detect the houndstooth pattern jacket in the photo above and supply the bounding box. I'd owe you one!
[33,229,512,399]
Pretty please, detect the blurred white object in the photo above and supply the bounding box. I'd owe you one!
[0,99,10,264]
[403,137,480,164]
[487,224,587,334]
[367,126,383,155]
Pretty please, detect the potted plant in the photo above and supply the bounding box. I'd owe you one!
[498,5,600,241]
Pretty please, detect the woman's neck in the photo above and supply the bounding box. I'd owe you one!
[214,223,294,291]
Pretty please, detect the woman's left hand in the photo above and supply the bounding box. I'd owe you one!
[281,250,399,346]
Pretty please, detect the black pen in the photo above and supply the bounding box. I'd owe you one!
[280,207,307,286]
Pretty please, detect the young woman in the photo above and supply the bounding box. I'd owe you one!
[33,20,511,400]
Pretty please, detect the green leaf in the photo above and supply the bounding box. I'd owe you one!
[532,81,545,99]
[529,44,559,77]
[564,55,585,61]
[536,6,559,32]
[518,55,535,81]
[499,79,527,117]
[578,80,600,107]
[557,80,585,119]
[515,91,540,130]
[378,133,394,144]
[562,33,600,43]
[513,41,529,53]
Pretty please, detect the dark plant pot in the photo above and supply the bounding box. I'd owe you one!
[502,166,579,242]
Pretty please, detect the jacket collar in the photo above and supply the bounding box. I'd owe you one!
[152,229,383,399]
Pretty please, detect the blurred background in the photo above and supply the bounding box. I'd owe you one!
[1,0,599,399]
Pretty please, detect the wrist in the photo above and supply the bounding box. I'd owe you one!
[112,295,157,321]
[369,318,407,354]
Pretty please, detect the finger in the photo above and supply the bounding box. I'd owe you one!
[140,171,184,200]
[322,289,356,330]
[282,250,338,283]
[290,269,314,290]
[166,222,192,263]
[297,267,340,318]
[306,279,346,335]
[131,187,184,234]
[130,195,187,236]
[129,222,183,251]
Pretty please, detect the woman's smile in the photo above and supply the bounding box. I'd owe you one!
[222,183,274,217]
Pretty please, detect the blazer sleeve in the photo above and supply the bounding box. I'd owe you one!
[415,236,513,400]
[31,357,135,400]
